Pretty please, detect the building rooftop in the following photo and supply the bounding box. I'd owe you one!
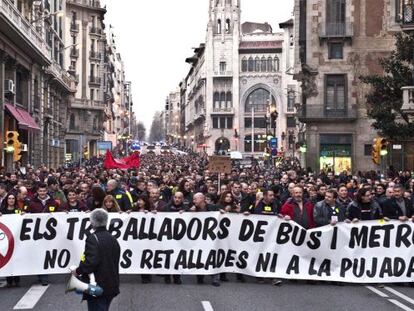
[242,22,273,35]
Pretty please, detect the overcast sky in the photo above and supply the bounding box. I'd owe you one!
[102,0,294,130]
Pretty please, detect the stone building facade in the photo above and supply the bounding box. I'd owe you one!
[0,0,75,169]
[64,0,108,162]
[177,0,298,156]
[293,0,398,173]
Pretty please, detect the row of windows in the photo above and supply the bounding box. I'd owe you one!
[213,91,232,109]
[211,117,296,130]
[241,57,279,73]
[212,116,233,129]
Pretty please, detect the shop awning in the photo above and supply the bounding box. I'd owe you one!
[5,103,40,131]
[17,108,41,131]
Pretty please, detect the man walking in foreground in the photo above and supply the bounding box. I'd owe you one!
[73,209,120,311]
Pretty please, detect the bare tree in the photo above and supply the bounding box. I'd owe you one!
[137,121,146,141]
[149,111,165,143]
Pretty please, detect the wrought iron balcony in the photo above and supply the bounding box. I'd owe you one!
[89,51,101,60]
[211,107,234,114]
[89,76,101,85]
[67,0,104,9]
[0,0,51,63]
[319,21,353,39]
[89,27,102,35]
[297,104,357,122]
[70,99,106,110]
[70,47,79,58]
[70,22,79,32]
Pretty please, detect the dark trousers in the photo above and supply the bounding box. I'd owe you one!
[87,295,114,311]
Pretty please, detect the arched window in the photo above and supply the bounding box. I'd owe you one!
[248,57,254,72]
[220,92,226,109]
[261,56,267,72]
[241,57,248,72]
[267,57,273,72]
[254,57,260,72]
[274,57,279,71]
[69,113,75,130]
[214,92,220,109]
[217,19,222,34]
[225,19,231,33]
[245,88,276,113]
[226,91,232,109]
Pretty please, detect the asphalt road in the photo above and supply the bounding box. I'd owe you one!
[1,274,413,311]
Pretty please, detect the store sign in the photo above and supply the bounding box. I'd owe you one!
[97,141,112,151]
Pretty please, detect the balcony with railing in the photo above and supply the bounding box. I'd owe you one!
[46,61,76,92]
[319,20,353,39]
[71,98,106,111]
[67,0,104,10]
[70,22,79,32]
[70,47,79,58]
[211,107,234,114]
[194,108,206,121]
[297,104,357,122]
[89,51,101,60]
[0,0,51,64]
[213,71,233,77]
[89,27,102,35]
[89,76,101,85]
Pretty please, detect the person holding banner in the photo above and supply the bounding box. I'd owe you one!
[190,193,221,287]
[72,208,120,311]
[280,186,315,229]
[346,187,382,222]
[62,188,89,212]
[313,190,346,227]
[0,193,22,287]
[382,184,414,221]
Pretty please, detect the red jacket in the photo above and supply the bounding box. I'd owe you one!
[281,198,315,229]
[28,195,61,213]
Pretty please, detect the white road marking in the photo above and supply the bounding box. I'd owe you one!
[365,286,389,298]
[385,287,414,306]
[13,285,49,310]
[201,301,214,311]
[387,299,414,311]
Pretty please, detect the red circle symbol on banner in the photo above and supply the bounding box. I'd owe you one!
[0,222,14,269]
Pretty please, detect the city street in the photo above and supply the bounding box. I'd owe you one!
[1,275,413,311]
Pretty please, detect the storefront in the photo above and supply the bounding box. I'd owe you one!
[319,134,352,173]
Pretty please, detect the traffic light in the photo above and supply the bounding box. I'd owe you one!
[5,131,21,162]
[371,138,381,165]
[5,131,16,153]
[83,145,89,158]
[379,138,388,156]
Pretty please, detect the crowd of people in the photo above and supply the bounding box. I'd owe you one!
[0,152,413,287]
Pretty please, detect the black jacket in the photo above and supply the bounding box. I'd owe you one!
[76,227,121,298]
[347,201,382,221]
[107,188,132,211]
[382,197,414,219]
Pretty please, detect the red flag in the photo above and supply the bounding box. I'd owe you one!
[103,150,140,169]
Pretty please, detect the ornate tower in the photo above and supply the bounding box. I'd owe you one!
[205,0,241,153]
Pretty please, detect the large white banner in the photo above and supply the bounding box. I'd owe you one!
[0,212,413,283]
